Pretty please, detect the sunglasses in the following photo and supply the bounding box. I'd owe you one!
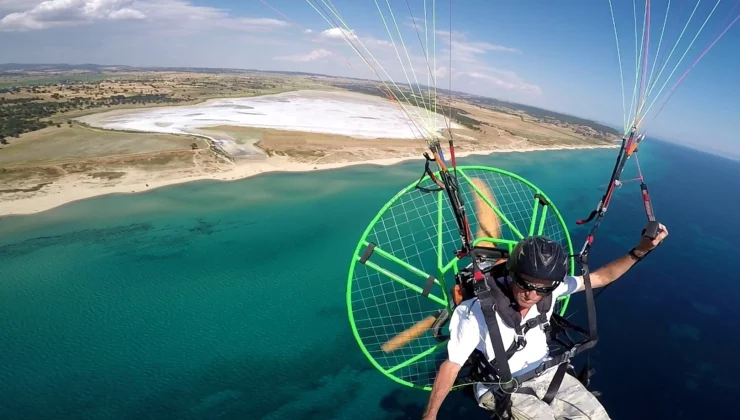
[512,273,561,295]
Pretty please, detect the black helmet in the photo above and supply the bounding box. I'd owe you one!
[507,236,568,284]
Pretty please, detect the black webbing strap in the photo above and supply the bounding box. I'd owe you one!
[577,358,595,389]
[470,270,599,413]
[487,302,599,394]
[579,253,599,343]
[514,386,537,398]
[477,291,514,389]
[476,289,516,419]
[421,275,436,297]
[359,242,376,264]
[542,362,569,404]
[431,309,450,342]
[534,193,549,207]
[513,338,596,386]
[512,362,569,405]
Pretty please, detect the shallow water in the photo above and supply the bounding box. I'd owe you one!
[0,141,738,419]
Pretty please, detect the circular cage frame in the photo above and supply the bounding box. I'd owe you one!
[346,165,576,391]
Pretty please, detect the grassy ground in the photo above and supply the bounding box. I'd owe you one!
[0,73,125,88]
[0,124,206,166]
[0,148,210,188]
[249,126,429,163]
[452,101,613,146]
[38,78,328,124]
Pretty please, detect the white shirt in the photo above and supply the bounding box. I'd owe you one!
[446,274,583,399]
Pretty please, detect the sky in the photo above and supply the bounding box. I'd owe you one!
[0,0,738,153]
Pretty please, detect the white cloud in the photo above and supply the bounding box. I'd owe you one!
[296,24,539,97]
[434,66,450,80]
[274,48,332,62]
[0,1,540,100]
[0,0,54,14]
[367,38,392,48]
[435,29,521,63]
[317,27,392,49]
[417,30,539,96]
[451,40,520,55]
[320,27,355,40]
[0,0,146,31]
[462,71,542,95]
[108,8,145,20]
[236,18,288,28]
[0,0,290,32]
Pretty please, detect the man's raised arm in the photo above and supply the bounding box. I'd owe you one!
[574,222,669,292]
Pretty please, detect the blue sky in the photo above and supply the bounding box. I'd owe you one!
[1,0,738,153]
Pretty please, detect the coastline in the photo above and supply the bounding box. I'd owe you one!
[0,143,617,217]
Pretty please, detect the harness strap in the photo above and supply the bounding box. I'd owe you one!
[508,362,570,415]
[463,310,598,412]
[512,362,568,405]
[477,290,515,392]
[579,253,599,343]
[460,246,600,415]
[474,287,518,420]
[542,362,569,404]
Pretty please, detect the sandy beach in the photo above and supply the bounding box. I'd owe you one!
[0,144,616,217]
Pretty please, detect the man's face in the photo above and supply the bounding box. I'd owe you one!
[511,273,556,310]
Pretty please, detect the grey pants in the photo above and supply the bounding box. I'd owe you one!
[478,365,611,420]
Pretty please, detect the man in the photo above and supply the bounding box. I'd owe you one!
[421,179,669,420]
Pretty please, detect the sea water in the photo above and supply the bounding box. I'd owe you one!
[0,140,738,419]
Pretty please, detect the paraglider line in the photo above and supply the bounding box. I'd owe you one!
[645,0,673,109]
[259,0,430,141]
[637,0,723,128]
[607,0,628,132]
[642,0,702,106]
[644,10,740,131]
[307,0,434,137]
[637,0,651,121]
[634,154,644,181]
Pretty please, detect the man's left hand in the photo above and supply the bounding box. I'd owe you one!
[636,222,669,254]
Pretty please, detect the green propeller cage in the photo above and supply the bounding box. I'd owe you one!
[346,166,575,391]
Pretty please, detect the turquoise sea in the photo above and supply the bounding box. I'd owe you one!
[1,140,737,419]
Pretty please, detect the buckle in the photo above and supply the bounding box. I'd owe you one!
[473,278,491,294]
[534,362,548,376]
[512,334,526,351]
[567,345,579,359]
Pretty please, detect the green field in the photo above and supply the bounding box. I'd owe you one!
[183,80,330,100]
[0,73,129,88]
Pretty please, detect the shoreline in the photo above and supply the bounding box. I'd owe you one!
[0,143,617,217]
